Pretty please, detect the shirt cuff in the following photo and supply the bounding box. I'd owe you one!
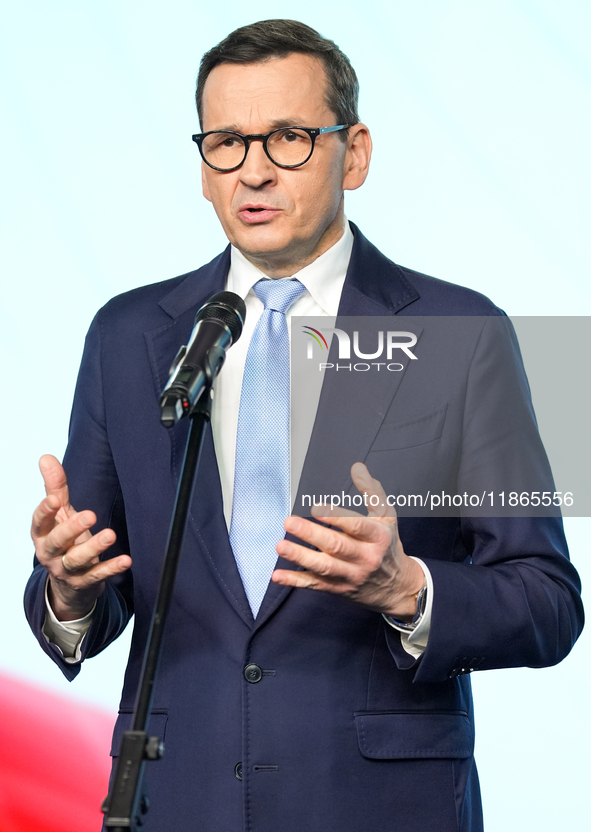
[41,576,95,663]
[382,557,433,659]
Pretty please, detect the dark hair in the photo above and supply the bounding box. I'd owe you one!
[196,19,359,140]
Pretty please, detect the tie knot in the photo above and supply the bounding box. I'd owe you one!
[253,278,306,314]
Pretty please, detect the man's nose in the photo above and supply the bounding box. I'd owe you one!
[238,139,277,188]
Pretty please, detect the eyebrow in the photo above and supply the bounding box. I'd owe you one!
[268,118,308,129]
[208,118,309,133]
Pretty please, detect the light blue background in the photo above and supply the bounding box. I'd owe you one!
[1,3,589,830]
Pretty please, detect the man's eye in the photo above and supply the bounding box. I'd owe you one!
[206,134,241,150]
[279,130,305,143]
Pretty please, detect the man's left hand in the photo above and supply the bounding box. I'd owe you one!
[273,462,425,619]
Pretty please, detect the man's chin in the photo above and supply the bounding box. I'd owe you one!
[231,227,299,266]
[227,218,327,275]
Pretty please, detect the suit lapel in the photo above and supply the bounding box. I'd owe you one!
[255,225,422,627]
[144,248,255,626]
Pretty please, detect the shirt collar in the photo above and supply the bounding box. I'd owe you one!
[227,220,354,316]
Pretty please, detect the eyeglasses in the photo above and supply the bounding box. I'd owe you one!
[192,125,349,172]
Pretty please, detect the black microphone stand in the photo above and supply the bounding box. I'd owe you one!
[102,389,213,830]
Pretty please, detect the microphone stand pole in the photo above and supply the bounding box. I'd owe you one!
[102,389,213,830]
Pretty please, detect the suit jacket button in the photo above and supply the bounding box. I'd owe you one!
[244,663,263,683]
[235,762,243,780]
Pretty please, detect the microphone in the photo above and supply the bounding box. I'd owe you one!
[160,291,246,427]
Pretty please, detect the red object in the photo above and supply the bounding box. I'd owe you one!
[0,672,114,832]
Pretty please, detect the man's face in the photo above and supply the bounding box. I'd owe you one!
[200,53,368,276]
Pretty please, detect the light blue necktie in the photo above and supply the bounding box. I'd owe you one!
[229,278,307,616]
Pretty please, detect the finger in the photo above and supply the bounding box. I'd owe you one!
[43,511,101,561]
[284,515,359,559]
[350,462,395,519]
[272,566,354,595]
[286,512,390,552]
[31,494,63,540]
[57,525,113,571]
[310,503,361,521]
[60,554,132,587]
[308,463,397,524]
[39,454,70,508]
[311,505,396,538]
[277,536,361,581]
[44,510,98,558]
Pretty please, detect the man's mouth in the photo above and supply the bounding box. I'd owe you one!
[238,204,281,224]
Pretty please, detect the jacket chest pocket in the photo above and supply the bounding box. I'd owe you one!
[370,403,448,452]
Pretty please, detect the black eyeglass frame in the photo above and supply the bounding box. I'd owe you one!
[191,125,350,172]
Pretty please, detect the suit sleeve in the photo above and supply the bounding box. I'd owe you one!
[23,312,134,681]
[386,315,584,682]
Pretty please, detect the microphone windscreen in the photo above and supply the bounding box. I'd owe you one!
[195,291,246,343]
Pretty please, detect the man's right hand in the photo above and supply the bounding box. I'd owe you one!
[31,454,132,622]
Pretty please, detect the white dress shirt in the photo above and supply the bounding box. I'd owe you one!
[42,221,432,661]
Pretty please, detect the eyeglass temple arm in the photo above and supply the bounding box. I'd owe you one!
[318,124,349,135]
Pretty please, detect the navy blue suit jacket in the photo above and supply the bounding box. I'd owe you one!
[25,225,583,832]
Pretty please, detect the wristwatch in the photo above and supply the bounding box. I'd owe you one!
[382,583,428,632]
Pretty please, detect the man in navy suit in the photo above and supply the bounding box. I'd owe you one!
[25,19,583,832]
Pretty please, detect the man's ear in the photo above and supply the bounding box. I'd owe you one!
[202,163,212,202]
[343,124,372,192]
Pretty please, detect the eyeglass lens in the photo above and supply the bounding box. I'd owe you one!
[201,128,313,169]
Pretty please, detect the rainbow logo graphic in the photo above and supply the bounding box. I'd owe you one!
[302,326,329,355]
